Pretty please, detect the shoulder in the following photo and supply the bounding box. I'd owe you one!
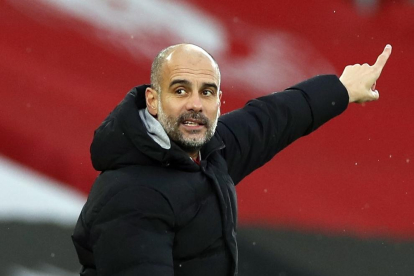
[81,166,174,226]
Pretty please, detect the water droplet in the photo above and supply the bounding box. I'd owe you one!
[389,154,392,158]
[264,189,268,193]
[223,101,226,104]
[51,253,55,258]
[130,35,134,39]
[179,264,182,268]
[355,162,358,166]
[331,101,336,106]
[333,10,336,13]
[406,158,410,163]
[252,242,256,246]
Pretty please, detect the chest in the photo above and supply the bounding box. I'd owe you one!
[154,167,226,258]
[147,164,235,260]
[126,157,236,259]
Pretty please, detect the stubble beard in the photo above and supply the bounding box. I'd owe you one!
[157,102,219,153]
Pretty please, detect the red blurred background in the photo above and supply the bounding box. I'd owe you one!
[1,3,414,275]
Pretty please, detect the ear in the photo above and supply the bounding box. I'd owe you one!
[218,90,222,107]
[145,87,158,116]
[217,91,223,117]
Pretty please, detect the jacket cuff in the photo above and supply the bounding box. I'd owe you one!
[288,74,349,130]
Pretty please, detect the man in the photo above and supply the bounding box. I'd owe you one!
[72,43,392,276]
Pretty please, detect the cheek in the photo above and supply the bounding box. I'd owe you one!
[207,104,220,119]
[161,98,183,117]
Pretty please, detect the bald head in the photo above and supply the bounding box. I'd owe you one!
[150,44,221,93]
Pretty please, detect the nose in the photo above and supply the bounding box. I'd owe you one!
[186,91,203,112]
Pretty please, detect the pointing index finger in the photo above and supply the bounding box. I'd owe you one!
[373,44,392,72]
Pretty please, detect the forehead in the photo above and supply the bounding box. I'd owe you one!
[161,48,220,86]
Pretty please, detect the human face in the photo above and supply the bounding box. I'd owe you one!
[156,47,221,154]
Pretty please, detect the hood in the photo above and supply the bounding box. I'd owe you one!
[90,85,224,172]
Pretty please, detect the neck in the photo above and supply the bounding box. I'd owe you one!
[188,151,199,160]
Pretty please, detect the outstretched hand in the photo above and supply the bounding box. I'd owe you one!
[339,44,392,103]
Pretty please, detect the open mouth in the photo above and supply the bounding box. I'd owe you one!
[183,120,204,126]
[179,112,209,130]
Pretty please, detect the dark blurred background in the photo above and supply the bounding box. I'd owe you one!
[1,0,413,275]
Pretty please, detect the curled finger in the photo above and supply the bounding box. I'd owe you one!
[370,89,380,101]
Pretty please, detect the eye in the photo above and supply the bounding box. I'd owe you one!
[175,88,186,95]
[202,90,214,96]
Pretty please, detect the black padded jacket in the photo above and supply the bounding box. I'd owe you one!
[72,75,348,276]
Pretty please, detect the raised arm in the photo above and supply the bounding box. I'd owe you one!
[217,75,349,184]
[217,44,392,185]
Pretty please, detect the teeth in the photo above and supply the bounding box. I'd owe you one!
[184,121,199,126]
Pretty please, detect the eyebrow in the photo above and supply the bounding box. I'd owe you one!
[201,82,218,91]
[169,79,191,88]
[169,79,218,91]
